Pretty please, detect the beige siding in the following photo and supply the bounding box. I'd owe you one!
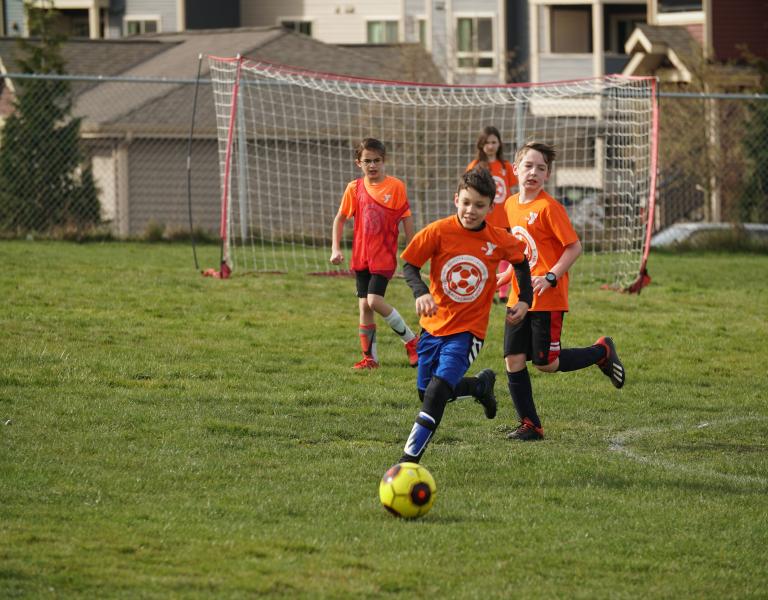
[128,139,221,236]
[240,0,404,44]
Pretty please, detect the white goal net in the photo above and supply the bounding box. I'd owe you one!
[208,56,658,291]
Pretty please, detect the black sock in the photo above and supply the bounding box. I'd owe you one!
[507,368,541,428]
[557,345,605,372]
[452,376,478,400]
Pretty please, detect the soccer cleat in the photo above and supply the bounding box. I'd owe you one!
[353,356,379,370]
[595,336,625,389]
[404,336,419,368]
[506,418,544,441]
[474,369,497,419]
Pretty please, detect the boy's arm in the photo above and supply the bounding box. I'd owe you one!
[330,210,347,264]
[401,215,415,245]
[506,258,532,326]
[403,261,437,317]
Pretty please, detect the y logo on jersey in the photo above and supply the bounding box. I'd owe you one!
[441,255,489,303]
[383,194,392,203]
[481,241,497,256]
[527,211,539,225]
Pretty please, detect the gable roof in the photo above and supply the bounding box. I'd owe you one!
[622,24,701,83]
[622,24,761,89]
[1,26,444,135]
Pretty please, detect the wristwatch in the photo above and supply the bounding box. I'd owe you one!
[545,272,558,287]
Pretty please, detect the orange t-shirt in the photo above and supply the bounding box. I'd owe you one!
[504,190,579,312]
[401,215,527,339]
[466,159,518,229]
[339,175,411,219]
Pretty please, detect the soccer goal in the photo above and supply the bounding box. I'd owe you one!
[207,55,658,291]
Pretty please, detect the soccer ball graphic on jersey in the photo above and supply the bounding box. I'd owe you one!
[379,462,437,519]
[441,255,488,302]
[448,264,481,295]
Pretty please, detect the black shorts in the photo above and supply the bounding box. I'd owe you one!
[503,310,564,366]
[355,269,390,298]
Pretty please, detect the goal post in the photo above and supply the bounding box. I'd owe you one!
[208,55,658,291]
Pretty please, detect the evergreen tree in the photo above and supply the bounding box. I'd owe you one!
[0,1,99,233]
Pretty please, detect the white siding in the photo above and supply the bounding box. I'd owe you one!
[538,55,594,81]
[240,0,403,44]
[124,0,177,33]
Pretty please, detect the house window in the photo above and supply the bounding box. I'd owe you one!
[606,10,646,54]
[418,18,428,48]
[658,0,702,12]
[125,17,160,36]
[281,20,312,36]
[367,20,399,43]
[550,6,591,53]
[456,16,494,69]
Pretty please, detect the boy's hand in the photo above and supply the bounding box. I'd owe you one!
[505,301,528,326]
[496,266,513,289]
[415,293,438,318]
[329,249,344,265]
[532,275,552,296]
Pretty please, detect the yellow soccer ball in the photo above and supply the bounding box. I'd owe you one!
[379,462,437,519]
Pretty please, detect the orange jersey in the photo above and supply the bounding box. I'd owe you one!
[339,175,411,219]
[339,175,412,277]
[401,215,527,339]
[466,159,518,229]
[504,190,579,311]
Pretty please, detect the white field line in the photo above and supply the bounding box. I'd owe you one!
[608,416,768,487]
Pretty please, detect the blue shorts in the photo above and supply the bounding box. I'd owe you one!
[416,331,484,392]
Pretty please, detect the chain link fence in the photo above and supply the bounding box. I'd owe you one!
[0,72,766,239]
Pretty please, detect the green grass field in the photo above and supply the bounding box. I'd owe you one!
[1,241,767,598]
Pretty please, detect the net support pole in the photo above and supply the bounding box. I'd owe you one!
[217,55,244,276]
[236,84,249,242]
[626,77,659,294]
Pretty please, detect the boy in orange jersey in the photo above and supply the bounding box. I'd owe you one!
[500,141,625,441]
[396,167,533,464]
[466,126,518,303]
[330,138,419,370]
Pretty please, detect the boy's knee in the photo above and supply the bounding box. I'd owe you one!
[533,361,558,373]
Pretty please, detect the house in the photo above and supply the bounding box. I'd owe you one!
[621,0,768,228]
[526,0,647,82]
[623,0,767,86]
[1,0,239,39]
[0,26,442,236]
[243,0,511,85]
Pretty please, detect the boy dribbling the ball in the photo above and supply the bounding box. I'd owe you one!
[396,167,533,464]
[500,141,626,441]
[330,138,420,370]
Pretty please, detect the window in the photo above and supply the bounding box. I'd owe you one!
[456,16,494,69]
[367,20,398,43]
[125,17,159,36]
[606,8,646,54]
[550,6,591,53]
[658,0,702,12]
[418,18,428,48]
[281,20,312,36]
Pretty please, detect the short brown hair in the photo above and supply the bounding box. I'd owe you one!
[514,141,557,173]
[355,137,386,160]
[457,165,496,200]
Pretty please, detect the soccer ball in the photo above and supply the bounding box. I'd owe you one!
[447,263,481,295]
[379,462,437,519]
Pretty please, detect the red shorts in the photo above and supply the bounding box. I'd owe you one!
[503,310,564,366]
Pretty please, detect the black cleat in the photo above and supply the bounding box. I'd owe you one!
[596,336,625,389]
[474,369,497,419]
[506,418,544,441]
